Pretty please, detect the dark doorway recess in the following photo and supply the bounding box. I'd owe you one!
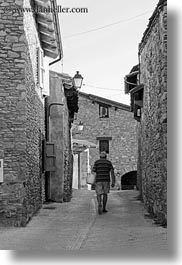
[121,171,137,190]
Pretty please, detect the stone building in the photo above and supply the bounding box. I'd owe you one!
[125,0,167,225]
[72,92,138,189]
[47,71,78,203]
[0,0,62,226]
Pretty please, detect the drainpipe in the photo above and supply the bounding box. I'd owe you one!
[49,56,62,66]
[138,51,141,84]
[78,153,81,189]
[137,50,143,200]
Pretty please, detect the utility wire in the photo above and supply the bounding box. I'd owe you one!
[0,11,152,48]
[63,10,152,38]
[83,84,126,93]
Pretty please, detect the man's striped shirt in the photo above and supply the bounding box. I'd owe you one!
[92,158,114,182]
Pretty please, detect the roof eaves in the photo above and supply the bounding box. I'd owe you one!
[129,84,144,94]
[139,0,167,53]
[34,0,63,59]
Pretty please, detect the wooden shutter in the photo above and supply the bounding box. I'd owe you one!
[42,57,50,96]
[42,141,56,172]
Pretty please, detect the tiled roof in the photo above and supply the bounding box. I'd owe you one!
[34,0,63,59]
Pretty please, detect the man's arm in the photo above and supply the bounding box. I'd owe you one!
[92,163,96,173]
[110,169,115,187]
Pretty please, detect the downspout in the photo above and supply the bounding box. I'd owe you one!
[49,55,62,66]
[138,51,141,84]
[137,49,143,200]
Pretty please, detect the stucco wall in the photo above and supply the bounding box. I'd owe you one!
[80,150,89,188]
[63,95,73,202]
[49,71,73,202]
[73,94,138,179]
[138,3,167,223]
[48,72,64,202]
[0,0,45,226]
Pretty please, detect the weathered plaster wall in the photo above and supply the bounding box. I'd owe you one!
[48,71,64,202]
[49,71,73,202]
[63,94,73,202]
[80,150,89,189]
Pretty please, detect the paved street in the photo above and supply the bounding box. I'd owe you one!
[0,189,167,256]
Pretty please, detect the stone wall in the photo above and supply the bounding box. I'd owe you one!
[25,43,45,219]
[73,93,138,179]
[0,0,45,226]
[138,2,167,224]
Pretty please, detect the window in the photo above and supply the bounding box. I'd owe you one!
[37,48,50,96]
[99,139,109,154]
[37,47,45,89]
[130,84,144,122]
[97,137,112,154]
[99,104,109,118]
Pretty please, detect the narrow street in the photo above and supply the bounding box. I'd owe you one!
[0,189,167,255]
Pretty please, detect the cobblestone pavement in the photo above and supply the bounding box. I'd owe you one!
[0,189,167,256]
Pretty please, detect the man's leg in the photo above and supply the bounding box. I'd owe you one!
[103,194,108,213]
[97,194,102,214]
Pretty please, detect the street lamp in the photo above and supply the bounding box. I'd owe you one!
[73,71,83,89]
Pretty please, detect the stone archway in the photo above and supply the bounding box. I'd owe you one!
[121,170,137,190]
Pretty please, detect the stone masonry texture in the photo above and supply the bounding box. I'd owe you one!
[0,0,45,226]
[138,1,167,225]
[73,93,138,187]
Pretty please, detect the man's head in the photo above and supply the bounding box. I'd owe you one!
[100,151,107,158]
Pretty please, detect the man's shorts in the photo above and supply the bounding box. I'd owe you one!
[95,182,110,195]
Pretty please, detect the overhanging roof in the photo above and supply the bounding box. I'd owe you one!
[72,139,98,148]
[124,65,139,94]
[129,84,144,94]
[34,0,63,59]
[72,138,98,153]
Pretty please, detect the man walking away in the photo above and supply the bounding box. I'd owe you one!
[92,151,115,214]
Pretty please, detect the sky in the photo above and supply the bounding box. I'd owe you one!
[50,0,180,105]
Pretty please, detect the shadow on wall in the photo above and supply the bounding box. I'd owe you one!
[121,171,137,190]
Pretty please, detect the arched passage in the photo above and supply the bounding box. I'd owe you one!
[121,170,137,190]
